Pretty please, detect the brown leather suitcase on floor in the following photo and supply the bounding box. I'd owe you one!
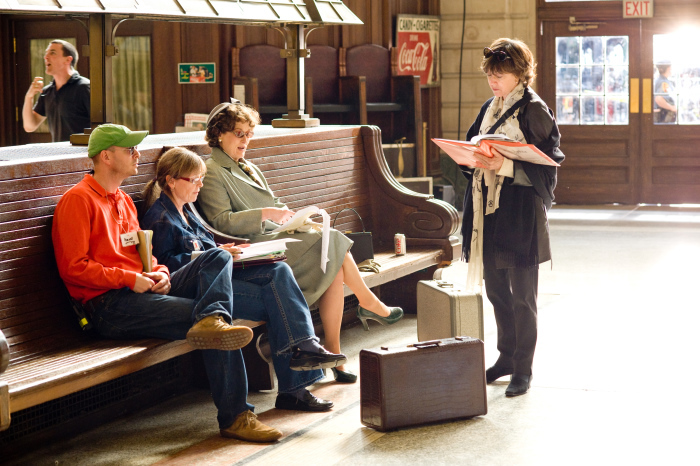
[360,336,487,431]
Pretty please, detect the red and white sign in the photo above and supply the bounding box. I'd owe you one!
[623,0,653,18]
[395,15,440,87]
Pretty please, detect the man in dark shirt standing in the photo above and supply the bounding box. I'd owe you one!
[22,40,90,142]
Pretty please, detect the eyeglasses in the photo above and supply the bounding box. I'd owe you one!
[483,47,511,62]
[232,129,254,139]
[178,175,205,185]
[113,146,139,156]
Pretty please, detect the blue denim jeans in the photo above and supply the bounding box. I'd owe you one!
[88,249,252,430]
[230,262,323,393]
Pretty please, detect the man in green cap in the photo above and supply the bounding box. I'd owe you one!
[52,124,284,442]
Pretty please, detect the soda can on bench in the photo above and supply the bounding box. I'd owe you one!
[394,233,406,255]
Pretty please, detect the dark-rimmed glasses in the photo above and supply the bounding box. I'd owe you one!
[232,129,254,139]
[178,175,205,185]
[483,47,511,62]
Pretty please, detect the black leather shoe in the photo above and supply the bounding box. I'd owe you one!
[275,390,333,412]
[505,374,532,397]
[289,347,347,371]
[486,365,513,384]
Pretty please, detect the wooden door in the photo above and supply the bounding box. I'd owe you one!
[539,20,642,205]
[639,17,700,203]
[12,19,89,145]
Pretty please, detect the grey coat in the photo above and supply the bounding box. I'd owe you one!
[198,147,352,305]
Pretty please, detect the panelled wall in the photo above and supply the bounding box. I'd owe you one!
[438,0,537,202]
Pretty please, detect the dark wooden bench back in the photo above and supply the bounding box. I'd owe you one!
[307,45,340,105]
[0,128,371,367]
[0,151,162,366]
[344,44,392,103]
[234,45,286,108]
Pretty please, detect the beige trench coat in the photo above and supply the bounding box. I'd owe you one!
[198,147,352,306]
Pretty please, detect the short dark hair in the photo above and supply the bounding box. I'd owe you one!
[481,38,536,87]
[205,103,261,148]
[51,40,79,69]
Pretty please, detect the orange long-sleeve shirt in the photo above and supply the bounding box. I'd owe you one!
[52,174,169,304]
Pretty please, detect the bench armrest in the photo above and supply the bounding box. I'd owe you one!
[186,203,250,245]
[232,76,259,110]
[360,126,460,262]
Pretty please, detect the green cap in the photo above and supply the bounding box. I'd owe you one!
[87,124,149,158]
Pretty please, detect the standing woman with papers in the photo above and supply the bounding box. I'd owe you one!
[196,101,403,383]
[460,38,565,397]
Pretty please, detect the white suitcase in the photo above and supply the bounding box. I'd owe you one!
[417,271,484,341]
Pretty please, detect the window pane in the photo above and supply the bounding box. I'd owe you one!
[581,96,604,124]
[556,37,580,65]
[581,37,604,65]
[606,66,629,94]
[557,96,579,125]
[605,37,628,65]
[606,97,629,125]
[30,38,76,134]
[581,66,604,93]
[557,67,580,94]
[113,36,152,132]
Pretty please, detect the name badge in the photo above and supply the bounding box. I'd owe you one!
[192,239,201,251]
[121,231,139,247]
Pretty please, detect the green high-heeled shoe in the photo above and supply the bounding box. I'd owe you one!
[357,305,403,331]
[331,367,358,384]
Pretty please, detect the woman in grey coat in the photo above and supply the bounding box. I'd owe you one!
[197,101,403,383]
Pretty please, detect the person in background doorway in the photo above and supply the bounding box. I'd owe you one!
[23,40,90,142]
[654,62,677,124]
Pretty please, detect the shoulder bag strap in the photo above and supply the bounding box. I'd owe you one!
[486,90,532,135]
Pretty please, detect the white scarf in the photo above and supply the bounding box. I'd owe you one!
[466,83,528,292]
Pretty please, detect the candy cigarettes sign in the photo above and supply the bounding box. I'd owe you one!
[396,15,440,87]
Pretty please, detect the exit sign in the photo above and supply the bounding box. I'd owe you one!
[623,0,653,18]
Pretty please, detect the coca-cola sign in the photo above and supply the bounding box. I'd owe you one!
[396,15,440,87]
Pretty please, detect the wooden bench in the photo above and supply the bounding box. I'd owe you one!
[0,125,459,435]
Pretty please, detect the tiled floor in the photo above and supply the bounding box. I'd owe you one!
[5,204,700,465]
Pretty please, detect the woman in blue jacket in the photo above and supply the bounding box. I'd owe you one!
[141,147,345,413]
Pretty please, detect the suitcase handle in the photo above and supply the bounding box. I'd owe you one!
[410,340,442,349]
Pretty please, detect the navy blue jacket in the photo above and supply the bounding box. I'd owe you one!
[141,193,217,272]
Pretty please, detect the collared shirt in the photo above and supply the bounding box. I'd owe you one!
[140,192,217,272]
[34,72,90,142]
[52,174,169,304]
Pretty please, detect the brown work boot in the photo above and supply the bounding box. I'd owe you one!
[220,410,282,442]
[186,315,253,351]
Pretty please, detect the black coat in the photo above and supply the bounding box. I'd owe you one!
[460,87,565,268]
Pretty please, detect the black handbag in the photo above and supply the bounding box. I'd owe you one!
[333,208,374,264]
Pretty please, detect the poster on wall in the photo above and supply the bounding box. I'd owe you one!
[395,15,440,88]
[178,63,216,84]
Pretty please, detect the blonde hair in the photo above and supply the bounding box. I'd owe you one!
[205,103,261,148]
[142,147,206,210]
[481,38,537,87]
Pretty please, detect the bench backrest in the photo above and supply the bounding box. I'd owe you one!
[307,45,341,105]
[0,127,369,365]
[233,45,286,107]
[344,44,392,103]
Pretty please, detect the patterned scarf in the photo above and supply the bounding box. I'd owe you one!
[466,83,527,291]
[237,158,263,187]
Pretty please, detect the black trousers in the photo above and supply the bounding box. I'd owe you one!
[484,262,538,376]
[482,214,539,376]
